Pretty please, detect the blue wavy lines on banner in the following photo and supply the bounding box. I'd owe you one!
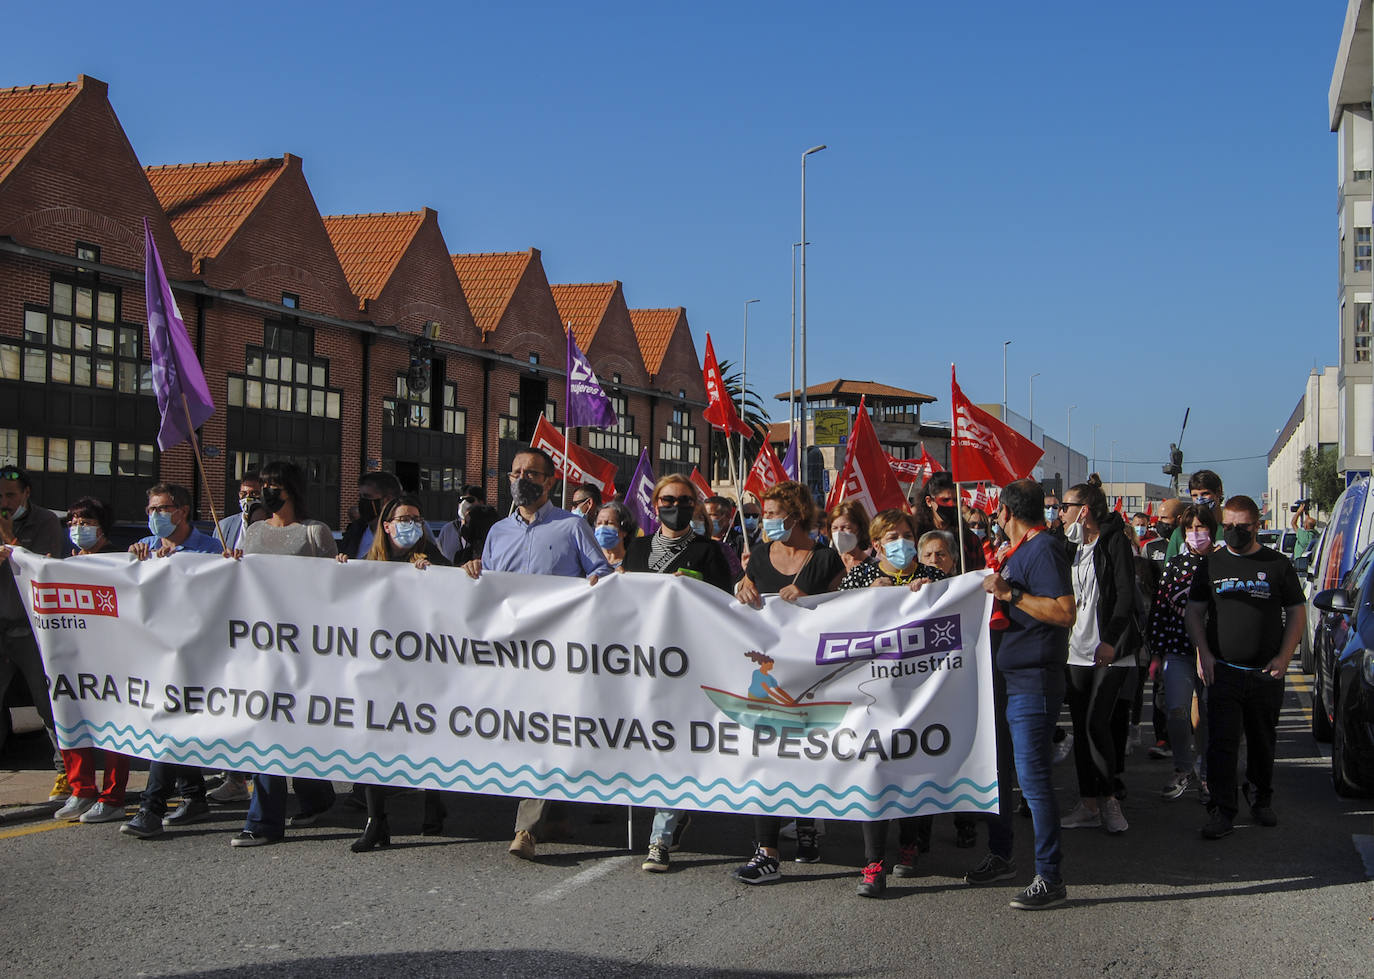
[59,720,997,816]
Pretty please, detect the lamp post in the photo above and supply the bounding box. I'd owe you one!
[1002,341,1012,419]
[1028,372,1041,436]
[1092,424,1100,476]
[740,299,760,483]
[1110,440,1118,488]
[799,144,826,492]
[789,242,806,437]
[1067,404,1077,482]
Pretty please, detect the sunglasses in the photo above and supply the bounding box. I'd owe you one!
[657,495,696,507]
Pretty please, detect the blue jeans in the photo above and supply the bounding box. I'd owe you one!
[244,776,336,837]
[650,808,681,846]
[1162,654,1206,776]
[141,761,206,817]
[990,667,1065,885]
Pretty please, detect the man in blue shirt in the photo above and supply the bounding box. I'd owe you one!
[974,478,1076,910]
[130,483,224,559]
[120,482,223,839]
[464,448,611,859]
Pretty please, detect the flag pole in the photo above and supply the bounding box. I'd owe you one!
[181,394,226,549]
[954,483,967,576]
[563,322,572,510]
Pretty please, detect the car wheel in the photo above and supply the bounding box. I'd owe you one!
[1313,676,1334,743]
[1333,686,1373,798]
[1300,631,1314,674]
[0,706,10,757]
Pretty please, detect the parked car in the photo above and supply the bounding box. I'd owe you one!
[1299,480,1371,673]
[1311,553,1374,797]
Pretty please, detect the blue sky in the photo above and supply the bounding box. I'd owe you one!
[6,1,1346,497]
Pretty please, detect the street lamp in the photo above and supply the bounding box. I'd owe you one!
[1002,341,1012,419]
[1067,405,1077,481]
[740,298,760,490]
[789,241,807,438]
[1028,372,1041,436]
[1092,424,1100,476]
[799,144,826,490]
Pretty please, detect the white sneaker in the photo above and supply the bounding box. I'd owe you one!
[79,800,126,823]
[1060,800,1101,829]
[208,775,250,804]
[1052,732,1075,765]
[53,795,95,821]
[1101,797,1129,834]
[1161,770,1195,800]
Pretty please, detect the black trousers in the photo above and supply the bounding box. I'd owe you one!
[1066,664,1132,798]
[141,762,206,816]
[1205,664,1284,818]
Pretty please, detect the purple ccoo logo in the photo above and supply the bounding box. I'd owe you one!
[814,613,962,665]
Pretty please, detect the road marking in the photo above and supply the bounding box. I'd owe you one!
[1355,835,1374,880]
[0,819,80,841]
[531,855,632,905]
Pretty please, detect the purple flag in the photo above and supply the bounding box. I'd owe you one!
[781,431,799,481]
[565,327,617,428]
[626,447,658,534]
[144,218,214,450]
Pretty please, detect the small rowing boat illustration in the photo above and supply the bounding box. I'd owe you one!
[699,685,851,733]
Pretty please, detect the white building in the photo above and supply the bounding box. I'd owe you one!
[1267,366,1340,522]
[1331,0,1374,479]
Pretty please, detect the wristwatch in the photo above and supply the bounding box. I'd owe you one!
[1009,586,1024,606]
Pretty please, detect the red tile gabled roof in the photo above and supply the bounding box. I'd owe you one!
[145,157,287,265]
[322,210,426,309]
[0,80,81,184]
[629,307,684,375]
[773,379,937,404]
[450,250,534,336]
[550,282,617,348]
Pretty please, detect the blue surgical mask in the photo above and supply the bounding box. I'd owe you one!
[690,520,706,536]
[391,521,423,549]
[1044,506,1059,523]
[69,525,99,550]
[148,511,175,539]
[884,538,917,569]
[744,515,760,532]
[762,516,788,541]
[594,525,621,548]
[971,528,986,541]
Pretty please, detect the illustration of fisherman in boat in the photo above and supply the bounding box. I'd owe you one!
[700,650,853,733]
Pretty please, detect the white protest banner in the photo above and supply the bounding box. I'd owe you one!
[10,550,997,820]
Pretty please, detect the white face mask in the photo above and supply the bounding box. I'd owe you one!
[1064,519,1085,545]
[832,530,858,554]
[458,500,473,522]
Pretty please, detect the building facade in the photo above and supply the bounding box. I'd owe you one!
[0,76,710,527]
[1268,366,1340,522]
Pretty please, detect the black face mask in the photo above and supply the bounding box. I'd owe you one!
[1224,525,1253,551]
[511,477,545,509]
[657,504,693,532]
[359,497,384,523]
[935,504,959,527]
[261,487,287,513]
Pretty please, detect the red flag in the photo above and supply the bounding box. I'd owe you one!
[1146,502,1154,518]
[689,468,713,501]
[885,445,944,486]
[983,485,1001,515]
[949,365,1044,485]
[744,438,789,499]
[701,333,751,437]
[1113,496,1124,514]
[825,397,909,515]
[532,416,618,500]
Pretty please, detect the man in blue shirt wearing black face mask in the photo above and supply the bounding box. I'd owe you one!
[129,483,223,559]
[463,447,611,859]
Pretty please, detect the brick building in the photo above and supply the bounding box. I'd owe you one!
[0,75,710,526]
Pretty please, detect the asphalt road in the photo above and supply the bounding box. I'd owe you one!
[1,673,1371,978]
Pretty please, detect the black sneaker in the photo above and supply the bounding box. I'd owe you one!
[1009,874,1067,910]
[669,813,692,852]
[229,831,281,847]
[794,825,820,863]
[856,861,886,898]
[964,852,1016,885]
[1250,804,1278,827]
[732,847,781,884]
[642,842,671,873]
[1201,811,1234,840]
[119,809,164,839]
[165,797,211,826]
[891,844,918,878]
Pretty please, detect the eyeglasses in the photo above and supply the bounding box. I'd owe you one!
[145,504,179,515]
[0,467,21,481]
[657,495,695,507]
[391,517,422,528]
[1061,501,1085,510]
[509,470,549,480]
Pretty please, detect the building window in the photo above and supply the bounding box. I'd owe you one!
[225,320,342,419]
[1357,303,1371,364]
[75,242,100,265]
[586,395,640,457]
[281,292,299,309]
[659,406,700,464]
[383,374,464,434]
[1356,170,1372,182]
[231,450,337,495]
[499,394,521,440]
[20,433,135,477]
[529,352,540,365]
[10,279,151,394]
[1356,227,1372,272]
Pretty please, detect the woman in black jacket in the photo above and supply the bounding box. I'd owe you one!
[1059,482,1141,836]
[337,495,449,852]
[622,474,732,873]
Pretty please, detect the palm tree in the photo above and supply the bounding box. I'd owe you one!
[710,358,772,484]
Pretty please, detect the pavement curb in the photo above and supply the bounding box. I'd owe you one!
[0,801,62,826]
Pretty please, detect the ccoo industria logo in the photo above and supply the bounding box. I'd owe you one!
[30,579,118,617]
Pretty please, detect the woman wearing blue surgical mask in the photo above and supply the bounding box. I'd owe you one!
[731,481,845,885]
[593,501,638,570]
[340,495,449,852]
